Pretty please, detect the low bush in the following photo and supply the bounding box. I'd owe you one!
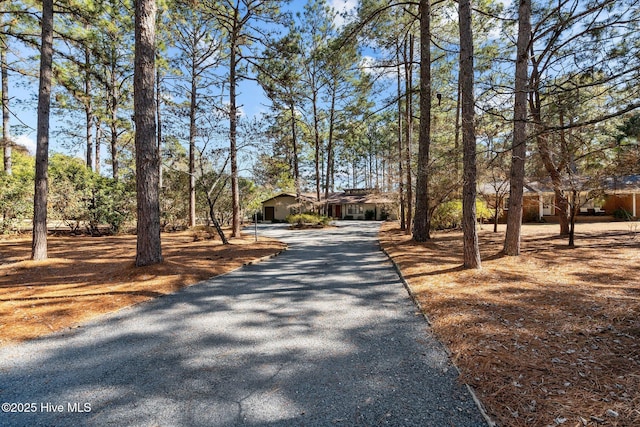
[432,200,462,230]
[286,213,330,226]
[613,207,633,220]
[431,199,493,230]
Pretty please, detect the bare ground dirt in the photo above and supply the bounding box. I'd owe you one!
[0,228,286,346]
[379,221,640,427]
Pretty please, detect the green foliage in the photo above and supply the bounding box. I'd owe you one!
[48,154,134,234]
[49,154,93,230]
[475,199,493,223]
[286,213,330,226]
[252,153,295,193]
[240,177,263,214]
[86,175,135,234]
[431,200,463,230]
[0,173,32,233]
[431,199,492,230]
[364,209,375,220]
[0,151,35,233]
[613,207,633,221]
[160,168,189,230]
[523,209,541,223]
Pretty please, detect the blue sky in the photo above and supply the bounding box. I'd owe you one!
[6,0,358,158]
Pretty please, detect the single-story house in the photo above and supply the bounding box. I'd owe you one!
[479,174,640,221]
[600,175,640,217]
[261,189,398,222]
[326,188,397,220]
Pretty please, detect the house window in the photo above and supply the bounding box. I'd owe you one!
[347,204,363,215]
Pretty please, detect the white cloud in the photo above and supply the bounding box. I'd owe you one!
[359,55,396,81]
[15,134,36,155]
[359,55,376,74]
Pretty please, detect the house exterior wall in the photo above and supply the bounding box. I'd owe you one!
[523,195,542,221]
[343,202,375,220]
[603,194,638,217]
[336,203,397,220]
[262,195,296,221]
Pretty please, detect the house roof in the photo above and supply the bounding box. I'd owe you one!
[527,175,640,193]
[326,192,396,205]
[261,192,318,204]
[477,181,539,195]
[602,175,640,192]
[261,190,397,205]
[479,175,640,195]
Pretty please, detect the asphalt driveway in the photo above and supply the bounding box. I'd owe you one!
[0,221,487,426]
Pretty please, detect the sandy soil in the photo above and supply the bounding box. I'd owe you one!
[0,228,286,346]
[380,221,640,427]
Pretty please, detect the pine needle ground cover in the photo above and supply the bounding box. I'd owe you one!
[380,221,640,427]
[0,230,286,346]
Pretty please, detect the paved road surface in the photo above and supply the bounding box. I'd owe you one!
[0,222,487,426]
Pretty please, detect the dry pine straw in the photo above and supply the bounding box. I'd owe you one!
[0,230,286,346]
[379,221,640,427]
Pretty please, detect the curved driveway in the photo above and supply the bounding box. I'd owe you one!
[0,221,486,426]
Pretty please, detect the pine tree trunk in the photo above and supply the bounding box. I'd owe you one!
[396,47,405,230]
[189,69,197,228]
[32,0,54,261]
[95,119,101,175]
[85,37,93,170]
[156,66,163,190]
[503,0,531,256]
[324,86,336,206]
[109,67,119,180]
[459,0,481,269]
[313,90,321,203]
[404,35,414,235]
[2,30,12,175]
[134,0,162,267]
[290,100,300,200]
[413,0,432,242]
[229,35,241,237]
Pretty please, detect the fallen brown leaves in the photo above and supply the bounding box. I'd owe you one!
[380,221,640,427]
[0,229,286,346]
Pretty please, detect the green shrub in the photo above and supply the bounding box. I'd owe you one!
[365,210,375,220]
[49,154,92,231]
[0,172,32,233]
[523,209,541,223]
[86,176,135,234]
[432,200,462,230]
[47,154,135,235]
[475,200,493,223]
[286,213,330,226]
[0,151,34,233]
[431,199,493,230]
[613,207,633,221]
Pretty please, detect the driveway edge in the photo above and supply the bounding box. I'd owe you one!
[379,243,497,427]
[11,244,291,349]
[242,245,288,267]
